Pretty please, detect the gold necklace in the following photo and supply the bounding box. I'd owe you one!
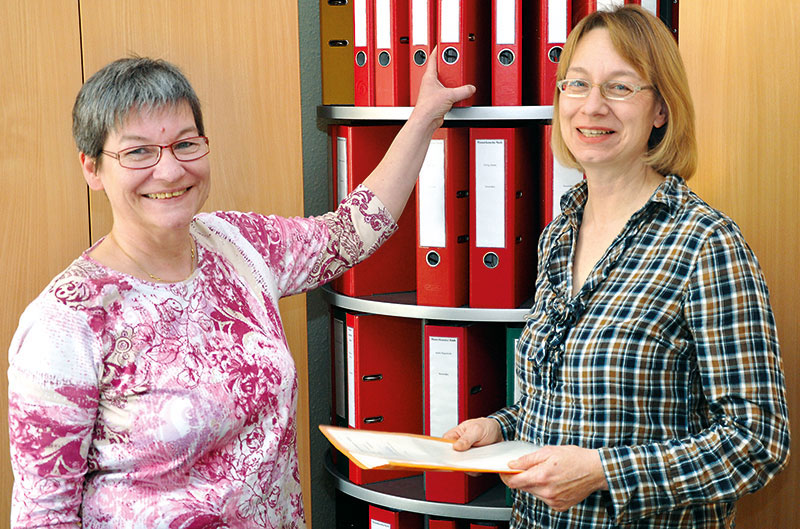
[109,232,195,282]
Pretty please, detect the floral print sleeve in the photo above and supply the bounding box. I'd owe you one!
[8,281,104,527]
[207,184,397,299]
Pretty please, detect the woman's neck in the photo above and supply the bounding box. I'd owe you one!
[581,164,664,228]
[93,226,196,283]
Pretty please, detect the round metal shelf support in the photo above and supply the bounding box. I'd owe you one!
[325,452,512,521]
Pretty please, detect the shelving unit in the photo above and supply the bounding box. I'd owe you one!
[325,453,511,521]
[318,104,554,524]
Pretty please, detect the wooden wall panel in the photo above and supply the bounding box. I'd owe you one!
[680,2,800,527]
[78,0,311,515]
[0,2,86,525]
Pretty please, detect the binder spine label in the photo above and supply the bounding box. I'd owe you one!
[548,0,568,43]
[354,0,368,47]
[440,0,461,43]
[376,0,391,49]
[640,0,658,15]
[347,324,356,427]
[597,0,625,12]
[474,139,507,248]
[337,136,348,204]
[412,0,430,45]
[334,318,347,418]
[551,155,584,220]
[495,0,517,45]
[371,521,392,529]
[419,139,447,248]
[428,335,459,437]
[513,337,523,403]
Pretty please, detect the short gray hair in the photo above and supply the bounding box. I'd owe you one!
[72,57,204,158]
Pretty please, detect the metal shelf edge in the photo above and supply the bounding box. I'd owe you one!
[324,453,512,521]
[320,286,530,322]
[317,105,554,122]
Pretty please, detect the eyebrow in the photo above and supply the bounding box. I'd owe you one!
[119,127,199,144]
[565,66,641,79]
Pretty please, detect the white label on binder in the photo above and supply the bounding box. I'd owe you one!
[496,0,516,45]
[513,337,523,403]
[334,318,346,418]
[598,0,624,11]
[440,0,460,43]
[412,0,429,46]
[376,0,391,49]
[552,154,584,220]
[428,335,459,437]
[640,0,658,16]
[354,0,368,48]
[419,139,446,248]
[337,136,348,205]
[371,521,391,529]
[475,139,506,248]
[347,324,356,428]
[548,0,568,43]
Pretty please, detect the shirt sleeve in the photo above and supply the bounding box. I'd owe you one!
[599,221,790,523]
[8,296,103,528]
[212,185,398,299]
[489,404,520,441]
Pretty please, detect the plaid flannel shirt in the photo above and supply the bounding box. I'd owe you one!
[491,175,789,529]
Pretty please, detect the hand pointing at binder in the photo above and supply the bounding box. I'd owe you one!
[360,46,475,221]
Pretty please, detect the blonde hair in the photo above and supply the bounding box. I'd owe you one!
[551,5,697,179]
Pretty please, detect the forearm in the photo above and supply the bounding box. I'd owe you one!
[361,111,441,220]
[600,412,789,524]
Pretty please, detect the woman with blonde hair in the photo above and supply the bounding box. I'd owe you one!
[445,6,789,528]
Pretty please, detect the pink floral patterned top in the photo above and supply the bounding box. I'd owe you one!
[8,186,396,529]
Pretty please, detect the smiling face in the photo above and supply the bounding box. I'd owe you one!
[80,101,211,242]
[558,28,666,176]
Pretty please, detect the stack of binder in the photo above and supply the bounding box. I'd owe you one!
[331,309,424,485]
[321,0,679,107]
[333,125,551,309]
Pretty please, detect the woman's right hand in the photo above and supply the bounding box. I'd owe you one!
[409,45,476,132]
[443,417,503,452]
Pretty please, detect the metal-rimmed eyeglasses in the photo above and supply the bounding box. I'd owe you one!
[101,135,210,169]
[556,78,652,101]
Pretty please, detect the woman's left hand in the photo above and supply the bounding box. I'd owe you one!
[501,445,609,512]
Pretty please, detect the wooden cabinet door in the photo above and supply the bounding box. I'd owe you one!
[0,1,311,525]
[681,2,800,526]
[0,2,87,524]
[78,0,311,514]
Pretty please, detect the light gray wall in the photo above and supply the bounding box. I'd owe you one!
[296,1,337,528]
